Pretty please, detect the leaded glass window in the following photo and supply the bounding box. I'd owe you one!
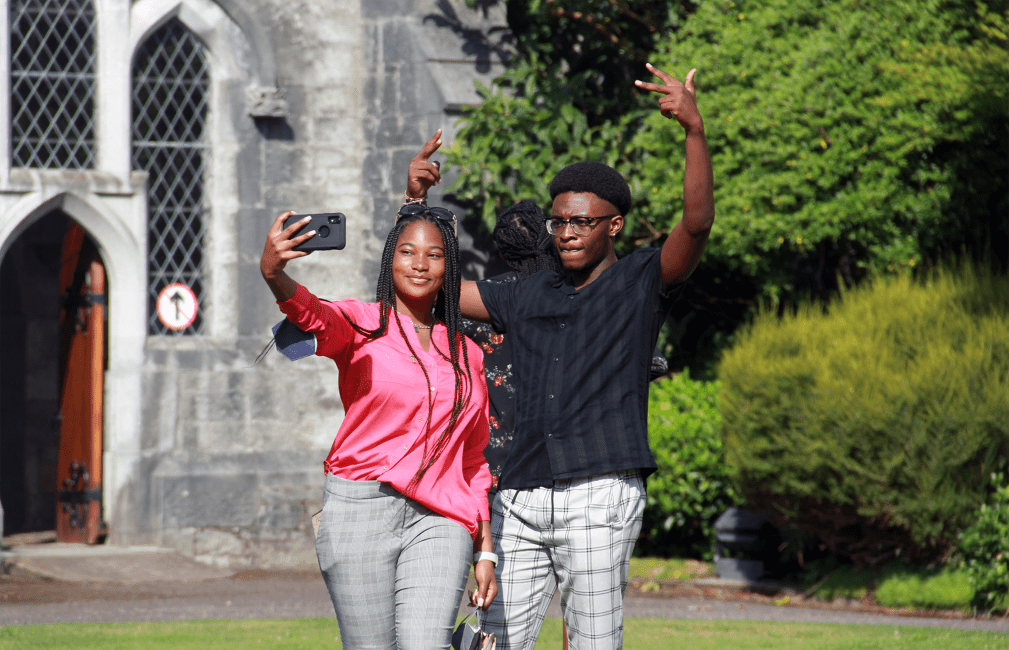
[9,0,97,168]
[132,18,209,336]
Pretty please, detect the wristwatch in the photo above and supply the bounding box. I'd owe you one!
[473,551,499,566]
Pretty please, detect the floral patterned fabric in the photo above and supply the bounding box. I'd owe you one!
[461,272,520,492]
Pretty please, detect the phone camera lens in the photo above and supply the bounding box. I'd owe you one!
[328,215,341,224]
[318,226,330,238]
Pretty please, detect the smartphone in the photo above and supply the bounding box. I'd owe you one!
[285,212,346,251]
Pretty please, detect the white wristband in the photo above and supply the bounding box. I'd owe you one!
[473,551,498,566]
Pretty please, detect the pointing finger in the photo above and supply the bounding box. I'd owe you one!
[685,68,697,94]
[634,79,673,95]
[415,129,443,161]
[645,62,679,86]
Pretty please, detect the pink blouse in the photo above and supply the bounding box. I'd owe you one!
[278,285,492,537]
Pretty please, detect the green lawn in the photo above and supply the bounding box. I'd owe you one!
[630,557,978,613]
[1,618,1004,650]
[629,557,714,581]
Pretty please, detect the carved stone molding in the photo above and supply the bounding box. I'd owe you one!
[247,85,289,119]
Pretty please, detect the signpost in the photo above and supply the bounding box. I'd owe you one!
[156,283,198,331]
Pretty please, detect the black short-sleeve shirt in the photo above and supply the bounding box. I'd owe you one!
[476,248,682,489]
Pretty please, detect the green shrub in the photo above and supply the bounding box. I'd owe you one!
[639,372,740,558]
[719,266,1009,565]
[799,559,874,602]
[874,567,972,611]
[958,475,1009,613]
[799,559,972,610]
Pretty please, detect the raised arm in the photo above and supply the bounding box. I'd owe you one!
[405,130,444,204]
[635,64,715,288]
[405,132,492,321]
[261,211,314,302]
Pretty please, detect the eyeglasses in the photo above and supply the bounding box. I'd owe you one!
[397,204,458,236]
[544,215,617,236]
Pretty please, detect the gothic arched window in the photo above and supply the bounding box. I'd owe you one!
[9,0,97,168]
[132,18,209,336]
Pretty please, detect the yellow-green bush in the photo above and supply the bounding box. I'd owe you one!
[719,266,1009,564]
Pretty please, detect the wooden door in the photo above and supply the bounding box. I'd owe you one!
[56,222,107,544]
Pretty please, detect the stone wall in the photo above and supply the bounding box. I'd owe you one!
[131,0,509,567]
[0,0,507,568]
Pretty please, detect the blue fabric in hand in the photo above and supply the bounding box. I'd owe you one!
[272,319,316,361]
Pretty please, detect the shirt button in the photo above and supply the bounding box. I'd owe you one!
[549,394,554,399]
[553,357,559,362]
[559,323,566,330]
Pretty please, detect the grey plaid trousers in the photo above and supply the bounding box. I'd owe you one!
[315,474,472,649]
[483,471,645,650]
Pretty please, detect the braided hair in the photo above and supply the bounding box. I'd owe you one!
[493,200,560,277]
[340,213,473,497]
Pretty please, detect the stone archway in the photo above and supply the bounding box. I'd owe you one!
[0,188,147,545]
[0,211,72,536]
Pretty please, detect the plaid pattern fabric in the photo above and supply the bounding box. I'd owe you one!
[315,474,472,649]
[483,471,645,650]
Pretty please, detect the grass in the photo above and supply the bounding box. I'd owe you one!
[803,564,877,602]
[875,568,974,611]
[629,557,714,581]
[0,618,1004,649]
[803,562,976,612]
[631,556,978,612]
[627,556,979,613]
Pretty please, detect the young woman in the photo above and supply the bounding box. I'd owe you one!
[260,207,497,649]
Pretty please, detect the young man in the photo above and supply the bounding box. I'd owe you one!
[408,63,714,649]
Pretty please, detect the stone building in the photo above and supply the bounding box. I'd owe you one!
[0,0,509,567]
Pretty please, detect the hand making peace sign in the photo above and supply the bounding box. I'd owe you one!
[635,63,704,135]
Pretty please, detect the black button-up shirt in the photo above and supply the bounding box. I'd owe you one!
[477,248,681,489]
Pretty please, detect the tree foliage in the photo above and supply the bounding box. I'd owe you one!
[632,0,1008,300]
[465,0,695,121]
[447,0,1008,373]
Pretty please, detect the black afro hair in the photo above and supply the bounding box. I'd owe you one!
[548,161,632,216]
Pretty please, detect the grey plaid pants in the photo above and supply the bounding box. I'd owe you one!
[483,471,645,650]
[315,474,472,649]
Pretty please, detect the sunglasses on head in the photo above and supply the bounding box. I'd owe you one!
[397,204,458,236]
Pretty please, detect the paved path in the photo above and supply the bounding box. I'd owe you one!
[1,543,1007,634]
